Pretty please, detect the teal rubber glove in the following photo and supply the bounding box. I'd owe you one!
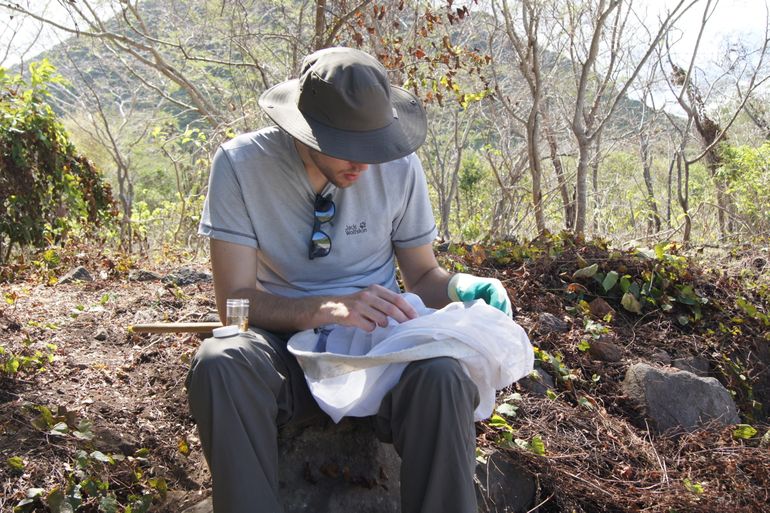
[447,273,513,317]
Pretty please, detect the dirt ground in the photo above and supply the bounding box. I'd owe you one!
[1,238,769,512]
[1,266,215,512]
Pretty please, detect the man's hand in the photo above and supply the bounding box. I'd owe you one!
[320,284,419,332]
[448,273,513,317]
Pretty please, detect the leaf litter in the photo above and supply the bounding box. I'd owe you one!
[0,234,768,512]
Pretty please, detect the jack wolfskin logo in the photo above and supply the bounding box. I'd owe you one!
[345,221,367,236]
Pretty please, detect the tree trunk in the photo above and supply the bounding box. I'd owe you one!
[676,153,692,246]
[314,0,327,51]
[527,107,546,235]
[117,164,134,252]
[542,117,573,231]
[640,134,661,235]
[574,137,591,235]
[666,159,674,228]
[438,187,450,240]
[704,147,733,237]
[440,154,462,240]
[590,133,602,234]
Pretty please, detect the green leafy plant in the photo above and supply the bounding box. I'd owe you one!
[0,60,117,263]
[28,404,93,440]
[720,142,770,234]
[566,242,709,325]
[487,413,514,433]
[683,478,705,495]
[736,297,769,326]
[717,354,762,421]
[7,456,25,475]
[17,406,167,513]
[577,340,591,352]
[515,435,546,456]
[0,341,56,376]
[22,449,164,513]
[732,424,758,440]
[533,346,578,384]
[495,392,522,418]
[587,319,610,336]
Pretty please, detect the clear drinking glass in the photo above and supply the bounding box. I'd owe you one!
[226,298,249,332]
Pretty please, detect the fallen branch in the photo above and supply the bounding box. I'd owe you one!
[130,322,222,334]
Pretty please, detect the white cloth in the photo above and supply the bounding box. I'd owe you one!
[287,293,534,423]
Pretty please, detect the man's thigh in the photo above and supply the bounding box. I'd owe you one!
[187,328,324,426]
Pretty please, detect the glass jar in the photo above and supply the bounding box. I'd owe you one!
[226,298,250,332]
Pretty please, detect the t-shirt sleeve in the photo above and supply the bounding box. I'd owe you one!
[198,147,259,248]
[391,154,438,248]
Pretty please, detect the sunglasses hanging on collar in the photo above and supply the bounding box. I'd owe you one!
[309,193,335,259]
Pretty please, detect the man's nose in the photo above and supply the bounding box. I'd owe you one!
[349,161,369,172]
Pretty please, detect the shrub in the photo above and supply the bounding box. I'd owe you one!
[0,60,117,262]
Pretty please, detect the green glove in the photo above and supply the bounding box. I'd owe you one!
[447,273,513,317]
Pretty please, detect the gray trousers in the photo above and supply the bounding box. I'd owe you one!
[186,328,479,513]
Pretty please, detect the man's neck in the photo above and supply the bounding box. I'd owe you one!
[294,139,328,194]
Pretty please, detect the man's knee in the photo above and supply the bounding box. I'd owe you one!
[404,357,466,383]
[187,334,276,394]
[403,357,479,404]
[191,336,229,368]
[190,335,240,375]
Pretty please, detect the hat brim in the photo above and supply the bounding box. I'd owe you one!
[259,79,427,164]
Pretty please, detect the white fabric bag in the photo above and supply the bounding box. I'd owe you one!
[287,293,534,423]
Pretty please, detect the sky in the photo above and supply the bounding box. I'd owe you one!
[623,0,770,113]
[653,0,768,60]
[1,0,65,67]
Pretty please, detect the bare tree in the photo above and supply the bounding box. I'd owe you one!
[0,5,45,67]
[551,0,694,235]
[660,0,770,243]
[1,0,344,130]
[635,68,665,236]
[485,0,583,236]
[51,43,158,251]
[540,102,576,231]
[484,146,531,238]
[742,95,770,140]
[423,105,478,240]
[492,0,548,234]
[733,38,770,140]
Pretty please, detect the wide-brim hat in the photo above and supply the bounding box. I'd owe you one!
[259,47,427,164]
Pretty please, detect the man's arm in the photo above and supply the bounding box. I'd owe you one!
[395,243,452,309]
[210,239,418,332]
[396,243,514,316]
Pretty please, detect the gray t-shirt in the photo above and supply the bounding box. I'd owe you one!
[199,127,437,298]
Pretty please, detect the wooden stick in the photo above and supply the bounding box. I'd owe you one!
[130,322,222,334]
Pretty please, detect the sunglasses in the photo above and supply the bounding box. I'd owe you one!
[309,194,335,259]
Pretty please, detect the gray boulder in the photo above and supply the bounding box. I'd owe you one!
[278,418,401,513]
[588,339,624,362]
[518,365,556,397]
[475,450,536,512]
[181,498,213,513]
[537,312,570,333]
[58,266,94,284]
[163,267,212,286]
[650,349,672,365]
[128,269,162,281]
[672,356,710,377]
[183,418,536,513]
[623,363,740,433]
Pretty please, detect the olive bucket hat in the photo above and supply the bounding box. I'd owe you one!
[258,47,427,164]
